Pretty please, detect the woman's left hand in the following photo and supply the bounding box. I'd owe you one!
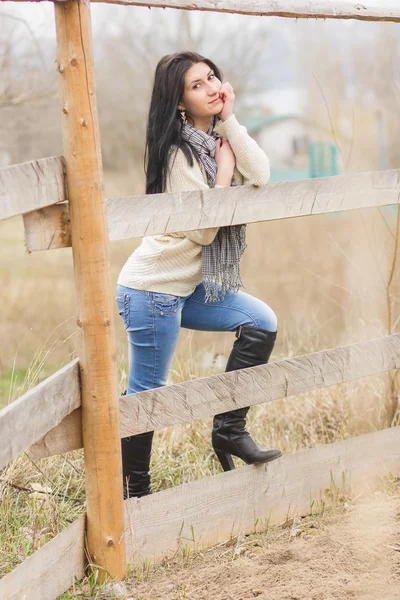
[218,82,235,122]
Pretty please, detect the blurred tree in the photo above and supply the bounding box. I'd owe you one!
[1,6,273,174]
[0,12,60,165]
[92,7,272,173]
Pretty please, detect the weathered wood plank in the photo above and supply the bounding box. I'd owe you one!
[0,156,66,222]
[23,169,400,252]
[104,0,400,22]
[0,514,86,600]
[23,203,71,252]
[28,408,83,461]
[15,0,400,22]
[107,168,400,240]
[124,426,400,565]
[28,334,400,459]
[118,333,400,435]
[0,359,80,470]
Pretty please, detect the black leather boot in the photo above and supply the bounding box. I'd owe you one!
[121,391,154,499]
[212,325,282,471]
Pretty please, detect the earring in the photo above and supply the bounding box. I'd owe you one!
[180,109,187,125]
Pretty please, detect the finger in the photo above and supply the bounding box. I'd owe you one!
[221,88,233,99]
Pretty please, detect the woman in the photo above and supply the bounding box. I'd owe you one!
[116,51,282,500]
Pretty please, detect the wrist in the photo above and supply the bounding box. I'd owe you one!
[216,169,233,187]
[221,112,233,123]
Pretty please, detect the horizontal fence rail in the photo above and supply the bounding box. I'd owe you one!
[0,359,80,470]
[5,0,400,22]
[4,427,400,594]
[0,514,86,600]
[124,425,400,564]
[23,204,71,251]
[23,168,400,252]
[0,156,66,222]
[16,0,400,22]
[28,333,400,460]
[100,1,400,22]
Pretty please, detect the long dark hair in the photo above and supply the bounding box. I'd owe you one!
[144,51,223,195]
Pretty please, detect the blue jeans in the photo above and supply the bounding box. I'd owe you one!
[116,283,278,394]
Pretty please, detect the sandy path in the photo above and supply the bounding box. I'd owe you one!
[129,495,400,600]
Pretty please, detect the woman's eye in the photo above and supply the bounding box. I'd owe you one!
[193,74,215,89]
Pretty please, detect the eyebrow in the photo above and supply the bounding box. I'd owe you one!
[188,69,213,87]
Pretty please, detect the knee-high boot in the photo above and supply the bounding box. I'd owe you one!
[212,325,282,471]
[120,391,154,499]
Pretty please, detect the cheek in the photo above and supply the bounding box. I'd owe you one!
[186,92,205,112]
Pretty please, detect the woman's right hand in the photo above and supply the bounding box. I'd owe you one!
[215,138,236,187]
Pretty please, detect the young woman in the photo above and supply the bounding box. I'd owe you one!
[116,51,282,499]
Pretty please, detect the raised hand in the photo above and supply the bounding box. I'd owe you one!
[218,82,235,122]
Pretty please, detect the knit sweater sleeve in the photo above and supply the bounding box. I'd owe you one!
[166,147,219,246]
[213,113,270,186]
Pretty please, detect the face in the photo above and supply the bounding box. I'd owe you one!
[178,61,223,120]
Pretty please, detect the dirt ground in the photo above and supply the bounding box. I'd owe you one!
[127,495,400,600]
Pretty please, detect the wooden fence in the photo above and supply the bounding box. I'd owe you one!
[1,1,400,599]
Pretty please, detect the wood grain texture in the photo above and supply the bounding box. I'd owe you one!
[117,333,400,436]
[5,0,400,22]
[23,169,400,252]
[29,334,400,459]
[107,168,400,239]
[0,514,86,600]
[0,359,80,470]
[0,156,66,222]
[28,407,83,460]
[124,426,400,565]
[23,203,71,252]
[58,0,400,22]
[54,0,125,578]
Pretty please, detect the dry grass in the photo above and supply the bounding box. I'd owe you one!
[1,170,400,595]
[1,172,400,407]
[0,364,396,582]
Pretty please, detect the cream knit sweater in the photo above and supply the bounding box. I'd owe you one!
[117,113,270,296]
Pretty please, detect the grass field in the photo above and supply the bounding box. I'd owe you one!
[1,170,400,594]
[1,171,399,406]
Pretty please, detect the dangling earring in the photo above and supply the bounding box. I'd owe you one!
[180,109,187,125]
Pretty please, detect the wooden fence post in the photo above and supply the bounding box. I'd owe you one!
[54,0,126,580]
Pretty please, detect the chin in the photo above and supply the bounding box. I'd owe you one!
[210,103,222,114]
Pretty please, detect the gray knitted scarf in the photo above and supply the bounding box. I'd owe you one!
[180,117,247,303]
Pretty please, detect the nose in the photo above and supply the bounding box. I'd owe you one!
[208,89,219,101]
[208,82,220,96]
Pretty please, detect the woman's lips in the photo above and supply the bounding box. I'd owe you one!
[209,96,222,104]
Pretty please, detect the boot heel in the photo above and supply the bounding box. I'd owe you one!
[215,449,235,471]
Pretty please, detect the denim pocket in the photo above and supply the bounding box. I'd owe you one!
[116,294,130,329]
[151,292,179,315]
